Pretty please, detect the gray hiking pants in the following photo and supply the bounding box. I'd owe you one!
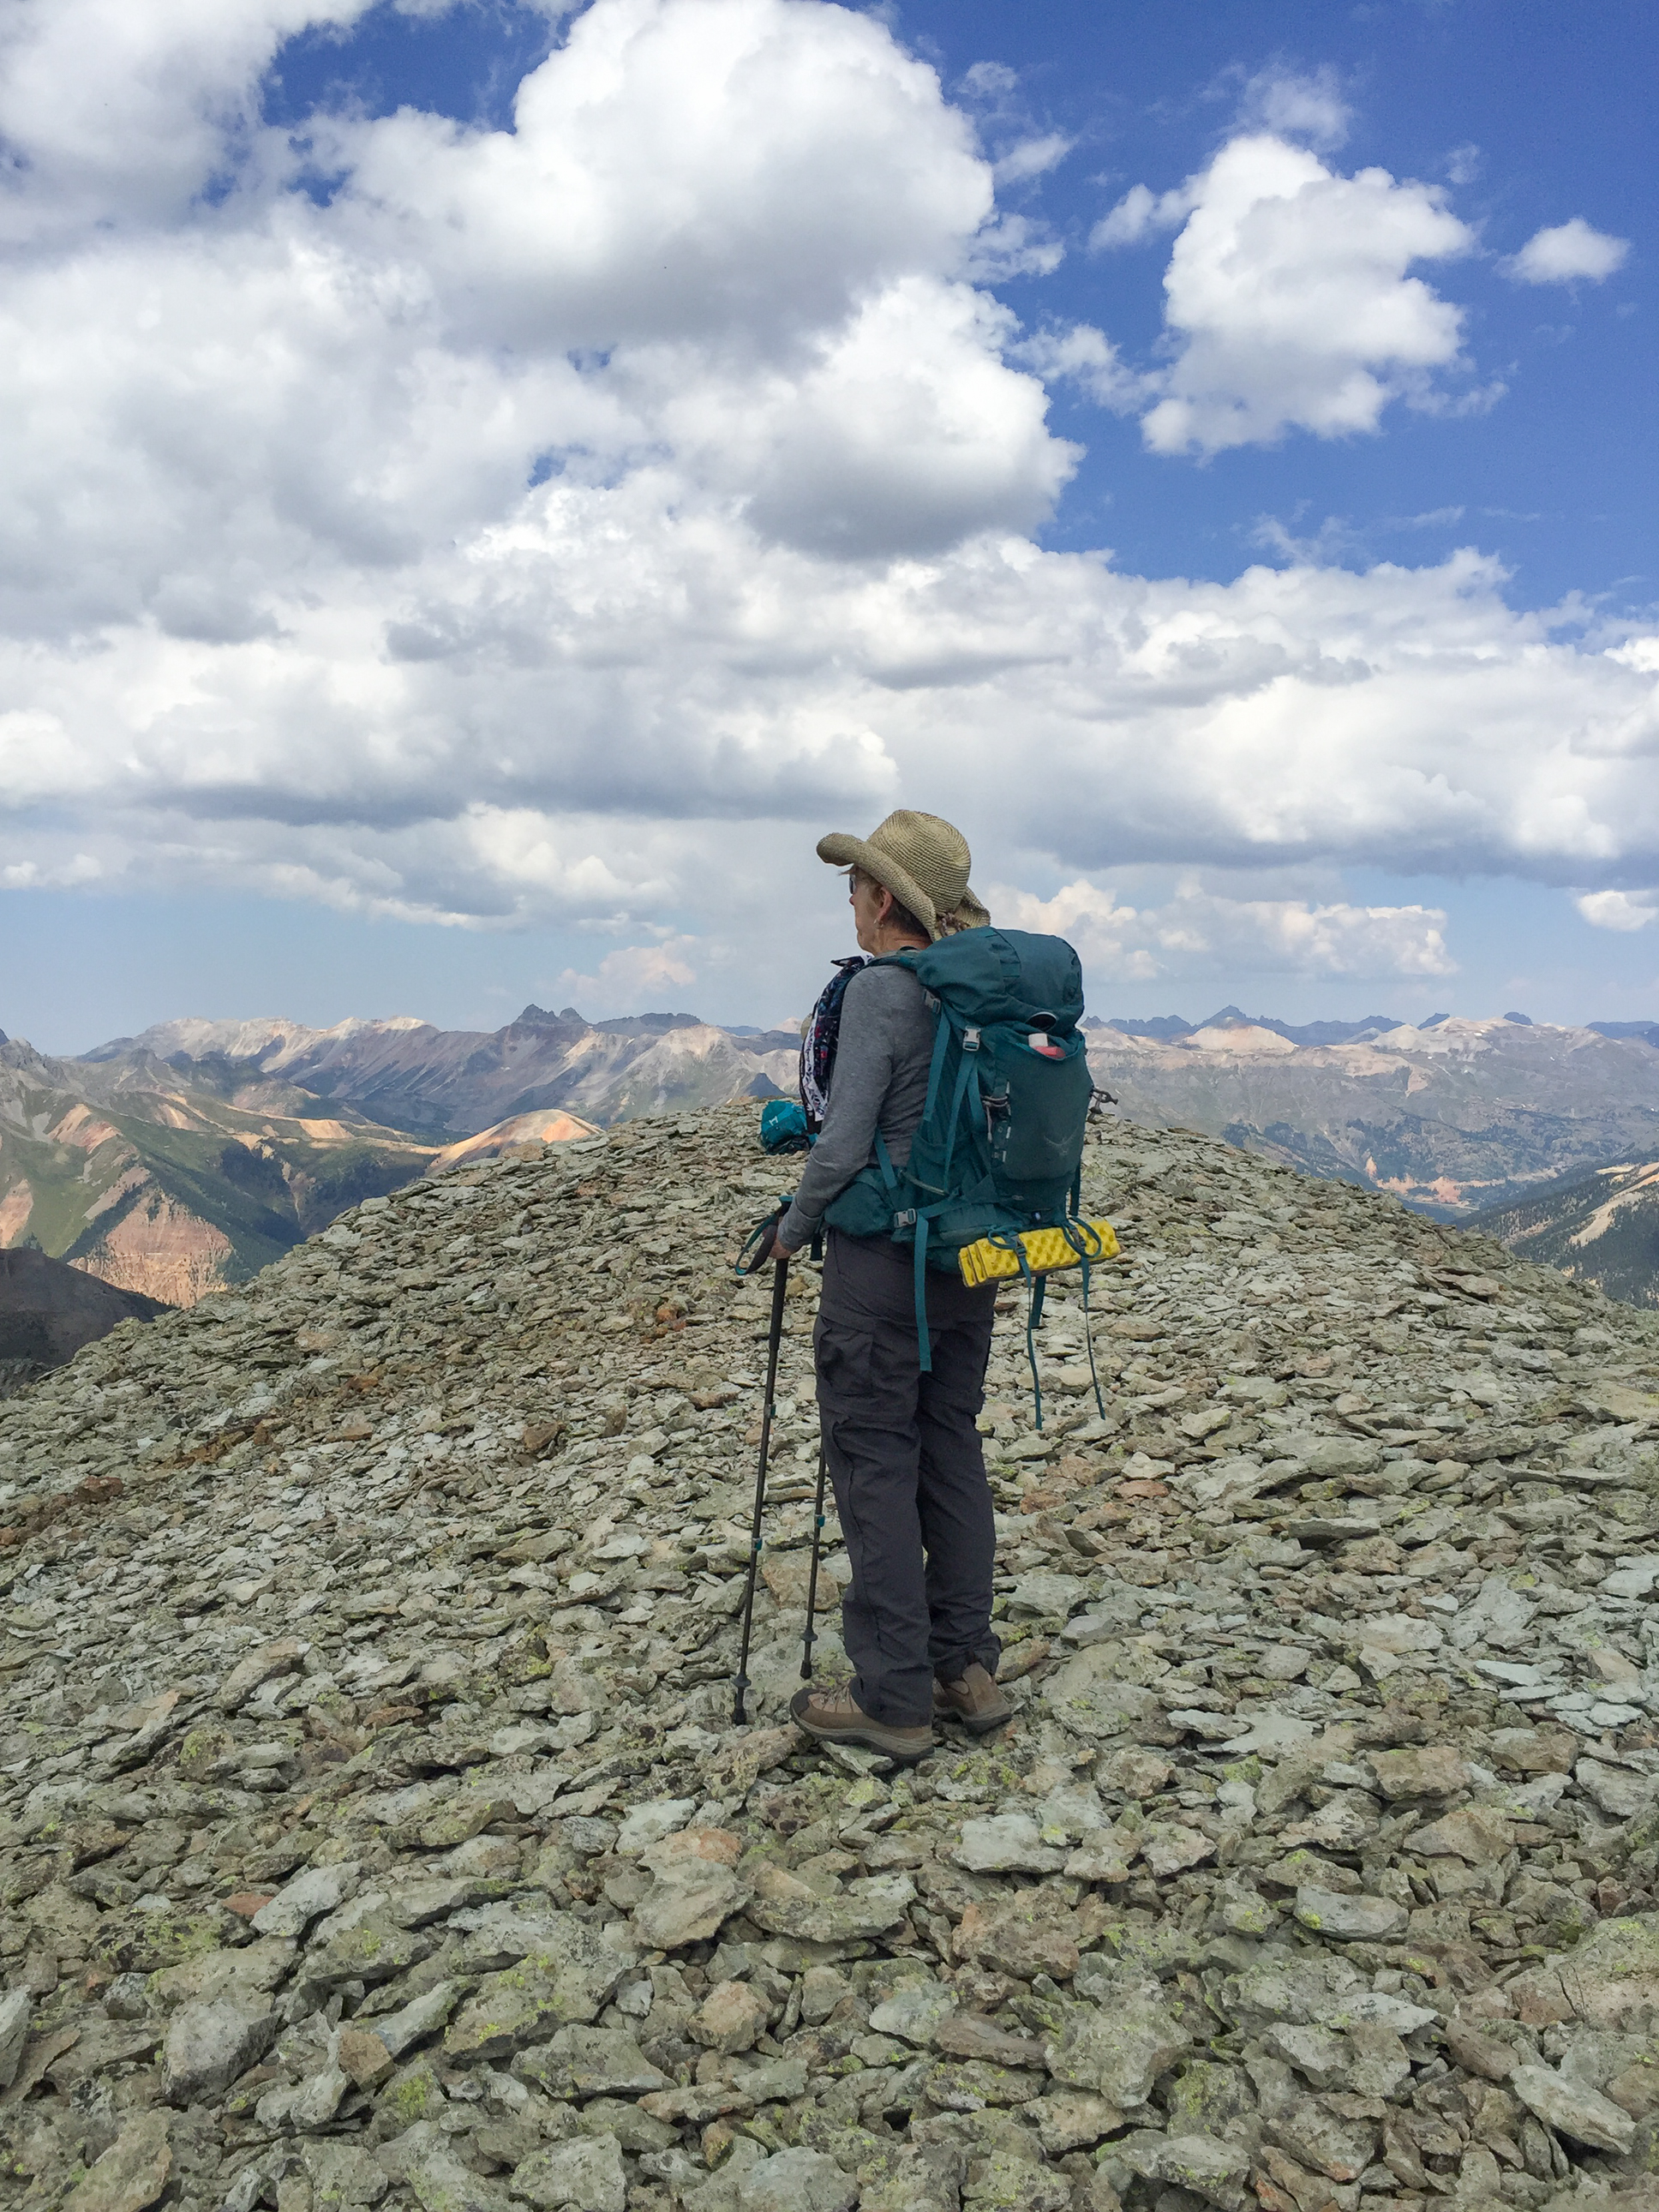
[813,1229,1000,1729]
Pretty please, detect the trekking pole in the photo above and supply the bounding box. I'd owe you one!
[734,1251,789,1726]
[800,1434,829,1681]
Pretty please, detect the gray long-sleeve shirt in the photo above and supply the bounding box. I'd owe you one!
[777,962,936,1252]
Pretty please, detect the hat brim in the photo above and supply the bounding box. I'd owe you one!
[817,831,938,937]
[817,832,986,938]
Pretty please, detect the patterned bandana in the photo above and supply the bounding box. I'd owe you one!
[799,956,869,1130]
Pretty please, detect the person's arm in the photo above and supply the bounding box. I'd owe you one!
[776,968,912,1252]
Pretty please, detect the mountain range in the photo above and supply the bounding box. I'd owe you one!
[0,1006,800,1310]
[0,1033,438,1308]
[0,1245,171,1393]
[1099,1003,1659,1052]
[88,1005,800,1136]
[1092,1010,1659,1223]
[3,997,1656,1310]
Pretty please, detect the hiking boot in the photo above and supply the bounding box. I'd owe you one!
[789,1684,934,1765]
[934,1662,1012,1735]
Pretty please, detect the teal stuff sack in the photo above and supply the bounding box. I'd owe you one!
[761,1099,811,1154]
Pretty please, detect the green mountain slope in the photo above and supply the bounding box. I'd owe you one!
[0,1039,435,1305]
[1471,1157,1659,1310]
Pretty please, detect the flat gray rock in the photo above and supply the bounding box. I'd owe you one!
[867,1981,956,2046]
[954,1813,1066,1874]
[162,1997,275,2107]
[1292,1886,1408,1941]
[734,2148,858,2212]
[0,1988,31,2094]
[511,2133,627,2212]
[251,1861,357,1939]
[515,2024,668,2098]
[1511,2063,1636,2154]
[632,1861,751,1950]
[1046,1984,1193,2107]
[6,1101,1658,2212]
[1282,1516,1381,1544]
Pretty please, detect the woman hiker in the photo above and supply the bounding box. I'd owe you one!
[760,809,1012,1764]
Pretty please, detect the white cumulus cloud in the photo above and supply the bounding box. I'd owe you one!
[992,880,1454,980]
[0,0,342,231]
[1009,322,1149,411]
[1125,134,1476,454]
[994,133,1072,186]
[1577,890,1659,932]
[1232,64,1351,153]
[1507,218,1631,285]
[0,0,1656,1008]
[549,937,702,1006]
[1089,181,1198,251]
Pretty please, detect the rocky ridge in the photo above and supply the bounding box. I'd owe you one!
[0,1251,171,1400]
[3,1107,1659,2212]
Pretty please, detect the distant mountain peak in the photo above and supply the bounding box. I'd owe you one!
[1104,1009,1408,1049]
[1103,1015,1195,1040]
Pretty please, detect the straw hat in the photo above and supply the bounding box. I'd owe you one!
[817,810,990,940]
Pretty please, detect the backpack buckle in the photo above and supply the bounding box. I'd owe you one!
[894,1208,917,1227]
[963,1026,980,1052]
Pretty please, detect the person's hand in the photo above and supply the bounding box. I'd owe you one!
[739,1212,794,1272]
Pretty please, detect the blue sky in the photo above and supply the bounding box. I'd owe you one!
[1,0,1655,1051]
[261,0,1655,604]
[930,0,1653,602]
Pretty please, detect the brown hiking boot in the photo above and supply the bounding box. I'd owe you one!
[789,1684,934,1765]
[934,1662,1012,1735]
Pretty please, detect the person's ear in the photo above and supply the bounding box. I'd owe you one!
[872,884,894,928]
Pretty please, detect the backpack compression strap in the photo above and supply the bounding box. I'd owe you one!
[981,1215,1111,1430]
[906,1006,985,1375]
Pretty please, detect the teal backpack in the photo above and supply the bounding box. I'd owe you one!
[821,926,1103,1406]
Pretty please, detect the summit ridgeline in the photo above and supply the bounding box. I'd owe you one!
[4,1104,1659,2212]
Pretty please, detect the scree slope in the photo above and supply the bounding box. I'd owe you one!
[3,1104,1659,2212]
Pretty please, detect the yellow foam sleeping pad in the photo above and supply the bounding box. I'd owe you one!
[957,1218,1118,1288]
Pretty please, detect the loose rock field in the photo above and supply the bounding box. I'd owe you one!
[3,1103,1659,2212]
